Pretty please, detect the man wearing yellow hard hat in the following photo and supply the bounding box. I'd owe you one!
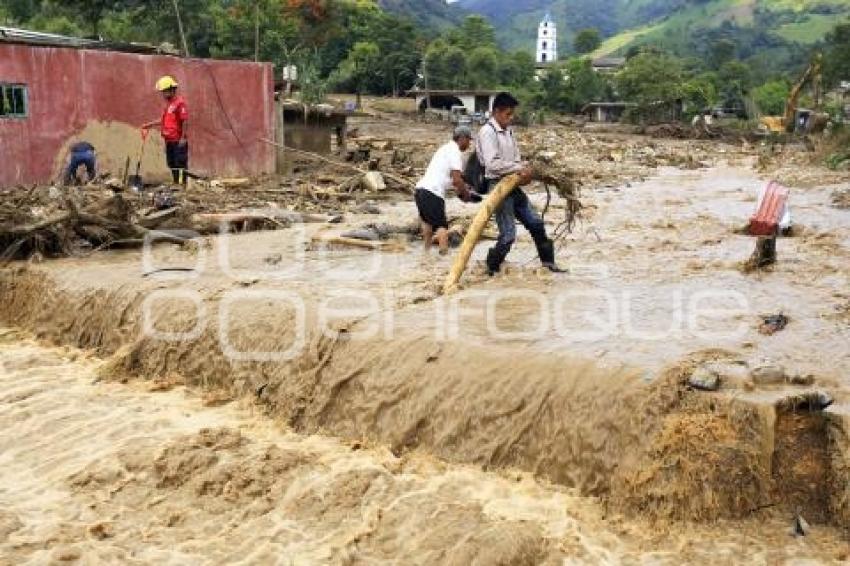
[142,75,189,185]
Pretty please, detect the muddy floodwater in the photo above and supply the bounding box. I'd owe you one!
[1,156,849,564]
[2,330,849,564]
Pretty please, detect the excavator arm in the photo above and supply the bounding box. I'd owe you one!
[783,53,823,130]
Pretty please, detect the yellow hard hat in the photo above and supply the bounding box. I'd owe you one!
[155,75,179,92]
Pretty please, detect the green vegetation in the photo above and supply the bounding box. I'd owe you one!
[525,57,611,114]
[574,28,601,54]
[422,15,533,91]
[2,0,849,121]
[454,0,850,79]
[824,23,850,89]
[752,80,790,115]
[0,0,429,102]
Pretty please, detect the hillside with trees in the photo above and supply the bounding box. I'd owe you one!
[376,0,463,30]
[455,0,850,65]
[2,0,849,123]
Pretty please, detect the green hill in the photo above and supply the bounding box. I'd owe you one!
[454,0,630,52]
[455,0,850,65]
[377,0,465,30]
[595,0,850,53]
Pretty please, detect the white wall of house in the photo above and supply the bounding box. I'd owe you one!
[415,94,495,113]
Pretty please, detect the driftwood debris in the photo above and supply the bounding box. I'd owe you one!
[213,178,251,187]
[310,234,403,252]
[4,212,73,238]
[442,166,581,294]
[259,138,414,193]
[0,189,200,260]
[137,207,179,229]
[533,164,582,231]
[443,174,521,294]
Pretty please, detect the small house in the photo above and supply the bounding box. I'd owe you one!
[0,26,275,187]
[591,57,626,74]
[410,89,501,114]
[581,102,635,122]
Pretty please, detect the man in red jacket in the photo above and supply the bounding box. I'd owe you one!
[142,75,189,185]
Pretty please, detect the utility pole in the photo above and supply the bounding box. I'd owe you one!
[171,0,190,57]
[423,63,431,110]
[254,1,260,62]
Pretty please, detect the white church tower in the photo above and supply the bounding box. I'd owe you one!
[536,12,557,64]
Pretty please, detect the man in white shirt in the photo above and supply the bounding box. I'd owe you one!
[414,126,479,254]
[476,92,564,274]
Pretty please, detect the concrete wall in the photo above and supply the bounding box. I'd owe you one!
[0,44,275,187]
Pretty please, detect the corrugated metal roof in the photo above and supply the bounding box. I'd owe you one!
[0,26,177,55]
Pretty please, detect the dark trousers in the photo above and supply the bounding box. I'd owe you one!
[165,141,189,184]
[487,180,548,255]
[65,150,96,184]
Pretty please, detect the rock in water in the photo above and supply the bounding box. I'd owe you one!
[340,228,379,241]
[362,171,386,192]
[751,363,786,385]
[779,391,834,412]
[788,373,815,386]
[791,514,810,537]
[688,367,720,391]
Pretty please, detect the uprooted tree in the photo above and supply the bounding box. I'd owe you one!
[442,165,580,294]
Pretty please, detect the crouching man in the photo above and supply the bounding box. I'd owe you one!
[414,126,480,255]
[477,92,564,274]
[64,141,96,185]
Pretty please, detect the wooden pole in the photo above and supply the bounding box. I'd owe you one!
[442,174,520,295]
[254,1,260,62]
[171,0,190,57]
[423,63,431,110]
[274,97,286,174]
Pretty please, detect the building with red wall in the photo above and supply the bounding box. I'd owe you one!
[0,29,275,187]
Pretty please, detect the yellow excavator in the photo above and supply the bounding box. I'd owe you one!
[760,53,825,134]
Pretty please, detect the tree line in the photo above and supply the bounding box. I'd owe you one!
[2,1,849,120]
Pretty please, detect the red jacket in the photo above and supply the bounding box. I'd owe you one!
[161,95,188,143]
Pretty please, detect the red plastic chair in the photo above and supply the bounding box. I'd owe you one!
[749,181,790,236]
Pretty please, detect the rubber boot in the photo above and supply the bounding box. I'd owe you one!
[535,238,567,273]
[486,246,508,276]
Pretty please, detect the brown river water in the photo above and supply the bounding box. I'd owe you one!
[1,164,849,563]
[1,329,849,564]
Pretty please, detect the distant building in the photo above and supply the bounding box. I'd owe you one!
[581,102,636,123]
[409,88,500,114]
[536,13,557,64]
[591,57,626,74]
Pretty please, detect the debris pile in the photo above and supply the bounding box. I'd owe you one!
[832,187,850,209]
[0,185,190,260]
[0,173,403,260]
[520,129,722,188]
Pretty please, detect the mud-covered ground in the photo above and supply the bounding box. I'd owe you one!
[2,115,850,563]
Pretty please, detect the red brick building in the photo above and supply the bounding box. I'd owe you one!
[0,28,275,187]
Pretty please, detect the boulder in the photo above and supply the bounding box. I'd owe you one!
[688,367,720,391]
[750,363,786,385]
